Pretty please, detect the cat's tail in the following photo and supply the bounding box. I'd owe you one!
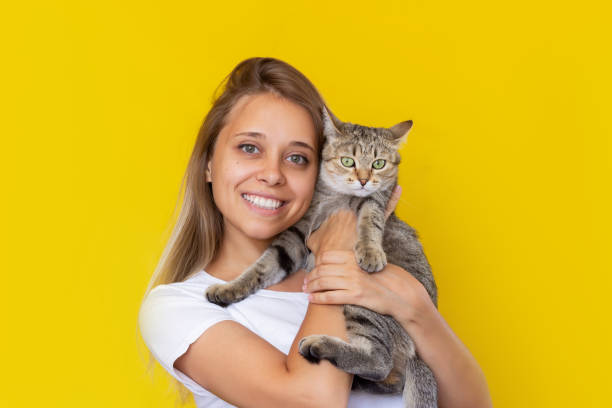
[402,356,438,408]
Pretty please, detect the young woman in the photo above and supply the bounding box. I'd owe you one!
[138,57,492,408]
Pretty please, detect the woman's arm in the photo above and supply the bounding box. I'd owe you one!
[303,191,493,408]
[304,253,493,408]
[376,264,493,408]
[173,216,358,408]
[174,308,350,408]
[286,303,352,404]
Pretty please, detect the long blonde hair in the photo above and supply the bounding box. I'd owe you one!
[138,57,328,404]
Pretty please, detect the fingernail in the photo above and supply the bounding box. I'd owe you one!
[395,185,402,194]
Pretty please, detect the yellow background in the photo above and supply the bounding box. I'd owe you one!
[2,1,610,406]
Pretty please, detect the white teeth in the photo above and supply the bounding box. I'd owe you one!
[242,194,284,210]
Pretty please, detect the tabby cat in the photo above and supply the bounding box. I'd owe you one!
[206,107,438,407]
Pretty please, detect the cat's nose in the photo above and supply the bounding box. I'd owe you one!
[359,179,368,186]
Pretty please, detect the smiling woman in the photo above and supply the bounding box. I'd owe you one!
[138,57,361,408]
[138,57,492,408]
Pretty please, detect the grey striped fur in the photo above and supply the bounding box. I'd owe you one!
[206,107,438,407]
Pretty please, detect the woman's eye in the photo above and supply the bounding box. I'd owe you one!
[287,154,308,165]
[341,157,355,167]
[239,144,259,154]
[372,159,386,169]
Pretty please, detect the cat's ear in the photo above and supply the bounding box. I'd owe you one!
[322,106,343,138]
[389,120,413,146]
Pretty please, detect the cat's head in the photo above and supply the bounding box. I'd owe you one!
[319,106,412,197]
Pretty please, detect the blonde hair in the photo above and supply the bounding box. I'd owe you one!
[138,57,328,404]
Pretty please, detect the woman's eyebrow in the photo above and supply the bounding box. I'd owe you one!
[234,131,264,138]
[290,141,315,152]
[233,131,315,152]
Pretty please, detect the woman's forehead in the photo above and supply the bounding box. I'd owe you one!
[222,92,317,148]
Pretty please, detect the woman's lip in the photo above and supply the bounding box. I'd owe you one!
[241,191,288,201]
[241,194,288,215]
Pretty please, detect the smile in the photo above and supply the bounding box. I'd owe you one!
[241,193,286,210]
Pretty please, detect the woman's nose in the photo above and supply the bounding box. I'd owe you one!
[256,159,285,185]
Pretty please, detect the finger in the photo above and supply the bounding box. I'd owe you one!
[306,264,349,282]
[384,185,402,220]
[307,289,354,305]
[304,276,355,293]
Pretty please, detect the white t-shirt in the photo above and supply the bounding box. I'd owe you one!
[138,269,404,407]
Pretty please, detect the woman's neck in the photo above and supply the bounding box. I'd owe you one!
[205,225,275,282]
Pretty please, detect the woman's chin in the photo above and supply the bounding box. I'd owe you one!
[243,227,284,243]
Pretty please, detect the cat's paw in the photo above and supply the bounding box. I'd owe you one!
[354,242,387,272]
[205,283,248,307]
[298,335,337,364]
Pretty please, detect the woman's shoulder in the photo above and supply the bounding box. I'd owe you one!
[145,270,205,296]
[138,270,236,371]
[139,270,230,331]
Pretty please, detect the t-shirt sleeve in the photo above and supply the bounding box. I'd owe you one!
[138,284,235,393]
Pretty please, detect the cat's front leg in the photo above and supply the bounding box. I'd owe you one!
[298,334,393,382]
[205,247,284,306]
[206,222,310,307]
[354,200,387,272]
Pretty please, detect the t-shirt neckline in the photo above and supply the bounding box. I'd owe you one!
[196,269,309,300]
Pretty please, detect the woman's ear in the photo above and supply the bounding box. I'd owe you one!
[205,161,212,182]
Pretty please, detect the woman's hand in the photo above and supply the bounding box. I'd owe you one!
[305,210,358,257]
[306,185,402,256]
[304,186,493,408]
[303,253,433,325]
[302,185,433,324]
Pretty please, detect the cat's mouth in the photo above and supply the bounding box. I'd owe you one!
[349,183,376,195]
[351,187,374,197]
[241,193,287,210]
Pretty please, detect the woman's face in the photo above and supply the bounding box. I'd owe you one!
[206,92,319,243]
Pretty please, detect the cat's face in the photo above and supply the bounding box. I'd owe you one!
[319,107,412,197]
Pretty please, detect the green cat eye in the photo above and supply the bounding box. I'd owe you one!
[341,157,355,167]
[372,159,386,169]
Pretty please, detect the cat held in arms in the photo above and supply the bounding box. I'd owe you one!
[206,106,439,407]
